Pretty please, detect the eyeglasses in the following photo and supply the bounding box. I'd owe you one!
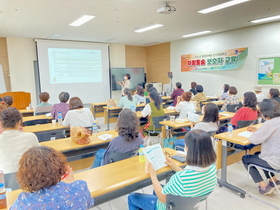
[163,150,173,157]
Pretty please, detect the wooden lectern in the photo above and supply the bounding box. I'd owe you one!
[0,92,31,110]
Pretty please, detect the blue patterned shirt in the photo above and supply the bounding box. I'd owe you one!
[10,180,94,210]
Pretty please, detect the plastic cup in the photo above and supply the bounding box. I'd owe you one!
[170,116,175,122]
[26,107,30,110]
[52,120,56,125]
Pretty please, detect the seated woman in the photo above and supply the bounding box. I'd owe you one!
[134,86,146,104]
[3,96,13,106]
[141,91,164,132]
[242,99,280,195]
[34,92,52,115]
[189,82,197,95]
[192,102,219,132]
[175,91,195,119]
[268,88,280,103]
[51,92,70,120]
[231,91,258,128]
[146,87,163,104]
[220,84,230,100]
[118,88,137,110]
[62,97,94,127]
[171,82,184,106]
[221,86,239,111]
[91,108,144,168]
[191,85,207,112]
[0,102,10,134]
[11,146,94,209]
[0,107,39,190]
[128,130,217,210]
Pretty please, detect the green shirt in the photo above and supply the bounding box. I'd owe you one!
[156,164,217,210]
[147,102,164,130]
[118,96,137,110]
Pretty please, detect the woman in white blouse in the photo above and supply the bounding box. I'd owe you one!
[117,74,131,96]
[175,91,196,119]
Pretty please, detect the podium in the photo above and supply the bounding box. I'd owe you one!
[0,91,31,110]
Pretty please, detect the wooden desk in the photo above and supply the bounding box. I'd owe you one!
[23,123,67,133]
[202,100,225,106]
[206,96,219,101]
[6,148,185,208]
[18,109,34,116]
[90,102,107,118]
[22,115,52,122]
[214,124,262,198]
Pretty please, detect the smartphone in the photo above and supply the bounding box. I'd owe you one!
[171,155,186,163]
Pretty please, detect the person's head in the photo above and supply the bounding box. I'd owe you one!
[0,102,9,114]
[223,84,230,93]
[17,146,67,192]
[196,85,204,93]
[116,108,140,142]
[148,87,158,94]
[59,92,70,103]
[243,92,257,111]
[269,88,280,98]
[149,91,161,110]
[0,97,2,102]
[0,107,22,129]
[124,74,131,80]
[124,88,133,101]
[39,92,50,103]
[253,86,262,94]
[175,82,182,89]
[184,130,216,167]
[229,86,237,95]
[259,99,280,120]
[3,96,13,106]
[202,103,219,123]
[136,86,144,97]
[181,91,192,102]
[191,82,197,89]
[69,97,84,110]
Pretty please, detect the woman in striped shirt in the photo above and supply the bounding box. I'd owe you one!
[128,130,217,210]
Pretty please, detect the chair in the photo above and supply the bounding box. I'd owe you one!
[246,164,280,209]
[34,112,50,116]
[4,172,20,191]
[108,150,138,163]
[166,193,211,210]
[237,120,256,128]
[35,130,65,142]
[226,104,239,113]
[24,119,49,126]
[144,116,168,145]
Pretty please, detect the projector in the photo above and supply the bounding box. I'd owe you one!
[157,2,176,14]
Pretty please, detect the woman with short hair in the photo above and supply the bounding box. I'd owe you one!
[134,86,146,104]
[10,146,94,209]
[62,97,94,127]
[117,74,131,96]
[189,82,197,95]
[268,88,280,103]
[221,86,239,111]
[175,91,195,119]
[191,85,207,112]
[128,130,217,210]
[3,96,13,106]
[34,92,52,115]
[242,99,280,195]
[220,84,230,100]
[51,92,70,120]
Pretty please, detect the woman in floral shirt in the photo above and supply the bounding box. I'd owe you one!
[51,92,70,120]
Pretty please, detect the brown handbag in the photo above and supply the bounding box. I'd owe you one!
[71,127,92,145]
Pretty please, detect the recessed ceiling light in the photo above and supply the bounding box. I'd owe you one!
[134,24,164,33]
[182,30,212,38]
[198,0,250,14]
[69,15,95,27]
[251,15,280,23]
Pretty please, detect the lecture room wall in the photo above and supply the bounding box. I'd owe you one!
[171,21,280,98]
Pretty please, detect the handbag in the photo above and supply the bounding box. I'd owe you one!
[71,127,92,145]
[163,129,177,149]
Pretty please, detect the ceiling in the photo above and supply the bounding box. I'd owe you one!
[0,0,280,46]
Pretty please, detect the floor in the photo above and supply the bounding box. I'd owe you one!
[84,116,280,210]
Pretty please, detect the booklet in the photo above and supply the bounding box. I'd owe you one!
[238,131,253,138]
[98,134,113,141]
[142,144,167,171]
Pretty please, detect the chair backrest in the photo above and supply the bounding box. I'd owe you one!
[226,104,239,113]
[4,172,20,191]
[166,193,210,210]
[24,119,49,126]
[152,116,168,129]
[108,149,138,163]
[34,112,50,116]
[237,120,256,128]
[35,130,65,142]
[207,130,217,137]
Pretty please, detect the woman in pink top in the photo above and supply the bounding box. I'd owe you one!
[231,92,258,127]
[51,92,70,120]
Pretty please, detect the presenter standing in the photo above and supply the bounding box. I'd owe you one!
[117,74,131,96]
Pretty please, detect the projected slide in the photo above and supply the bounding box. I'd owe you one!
[48,48,102,84]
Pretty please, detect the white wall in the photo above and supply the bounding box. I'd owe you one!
[171,21,280,98]
[6,37,37,104]
[109,43,126,68]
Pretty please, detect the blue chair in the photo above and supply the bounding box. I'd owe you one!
[24,119,49,126]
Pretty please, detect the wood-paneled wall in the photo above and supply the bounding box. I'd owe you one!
[125,45,147,71]
[0,38,11,92]
[146,43,170,84]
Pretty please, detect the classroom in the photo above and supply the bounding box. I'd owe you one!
[0,0,280,210]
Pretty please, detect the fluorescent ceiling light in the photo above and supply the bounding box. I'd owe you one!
[198,0,250,14]
[182,30,212,38]
[251,15,280,23]
[69,15,95,27]
[135,24,164,33]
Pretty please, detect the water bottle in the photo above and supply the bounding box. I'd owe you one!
[139,145,145,162]
[29,103,32,110]
[92,123,98,137]
[228,123,233,137]
[130,105,136,112]
[57,112,63,125]
[0,171,3,185]
[0,183,7,209]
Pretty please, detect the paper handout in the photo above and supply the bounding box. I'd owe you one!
[142,143,167,171]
